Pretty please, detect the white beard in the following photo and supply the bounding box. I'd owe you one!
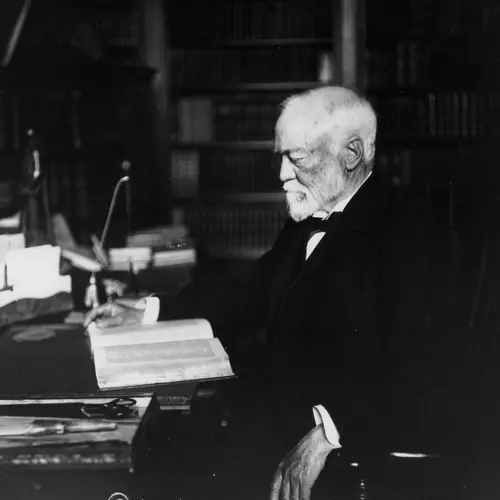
[285,190,321,222]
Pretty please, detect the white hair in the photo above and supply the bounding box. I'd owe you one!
[277,86,377,167]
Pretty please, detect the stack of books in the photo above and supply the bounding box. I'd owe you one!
[124,225,197,268]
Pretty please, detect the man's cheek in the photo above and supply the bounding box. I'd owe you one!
[295,171,315,188]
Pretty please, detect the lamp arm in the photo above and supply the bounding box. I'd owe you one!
[99,175,129,248]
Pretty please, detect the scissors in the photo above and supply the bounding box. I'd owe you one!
[80,398,138,420]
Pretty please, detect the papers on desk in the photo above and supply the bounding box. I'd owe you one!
[0,245,71,308]
[0,233,24,264]
[124,225,197,268]
[87,319,235,390]
[109,247,152,271]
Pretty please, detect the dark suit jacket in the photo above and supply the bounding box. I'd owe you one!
[161,175,450,453]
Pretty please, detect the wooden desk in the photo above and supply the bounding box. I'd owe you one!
[0,320,235,499]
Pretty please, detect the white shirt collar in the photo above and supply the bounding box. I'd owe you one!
[312,171,372,219]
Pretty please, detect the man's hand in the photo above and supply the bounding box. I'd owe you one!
[270,425,336,500]
[83,302,144,330]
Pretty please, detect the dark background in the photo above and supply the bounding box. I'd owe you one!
[0,0,495,250]
[0,1,500,498]
[0,0,497,331]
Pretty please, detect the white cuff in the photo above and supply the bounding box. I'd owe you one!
[313,405,341,448]
[141,296,160,325]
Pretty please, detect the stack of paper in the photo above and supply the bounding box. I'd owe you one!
[152,247,196,267]
[125,226,196,268]
[109,247,152,272]
[0,245,71,308]
[0,234,25,264]
[126,225,189,249]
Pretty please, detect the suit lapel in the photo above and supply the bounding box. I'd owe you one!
[292,174,388,283]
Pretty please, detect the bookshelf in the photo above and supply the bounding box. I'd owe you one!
[364,0,491,231]
[168,0,337,260]
[0,0,164,244]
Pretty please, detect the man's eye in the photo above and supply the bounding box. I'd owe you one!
[288,153,308,164]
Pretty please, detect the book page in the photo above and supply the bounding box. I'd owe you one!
[96,357,234,390]
[89,318,214,348]
[101,338,218,365]
[94,338,234,389]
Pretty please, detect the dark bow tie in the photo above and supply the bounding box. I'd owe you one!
[300,213,342,237]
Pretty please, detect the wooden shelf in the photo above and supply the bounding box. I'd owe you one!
[377,137,483,150]
[207,246,268,260]
[175,192,285,205]
[172,138,483,152]
[0,63,156,90]
[172,38,332,49]
[171,141,274,151]
[172,81,325,95]
[367,86,479,98]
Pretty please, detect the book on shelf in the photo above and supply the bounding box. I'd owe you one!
[171,150,200,198]
[171,0,332,44]
[87,319,235,391]
[184,205,288,257]
[177,98,213,143]
[0,395,160,472]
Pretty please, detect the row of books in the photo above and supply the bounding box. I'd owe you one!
[0,90,80,152]
[20,3,139,49]
[173,91,495,145]
[171,47,323,87]
[46,160,91,238]
[170,147,461,200]
[174,98,282,143]
[366,42,477,90]
[171,149,281,199]
[374,92,495,140]
[366,0,483,41]
[366,42,433,90]
[171,45,476,93]
[183,206,288,258]
[90,8,140,48]
[213,102,278,142]
[0,86,153,153]
[171,0,332,45]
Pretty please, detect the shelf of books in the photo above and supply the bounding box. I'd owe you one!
[364,0,492,230]
[168,0,335,259]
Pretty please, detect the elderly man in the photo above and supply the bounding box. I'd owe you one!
[85,86,443,499]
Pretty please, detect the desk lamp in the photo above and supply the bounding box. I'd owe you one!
[84,174,130,309]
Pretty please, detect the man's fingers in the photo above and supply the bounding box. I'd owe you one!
[83,308,100,328]
[83,304,113,328]
[95,313,124,329]
[269,468,283,500]
[279,478,291,500]
[290,473,304,500]
[299,481,312,500]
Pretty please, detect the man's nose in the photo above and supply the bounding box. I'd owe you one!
[279,156,296,183]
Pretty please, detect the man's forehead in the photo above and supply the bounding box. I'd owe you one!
[275,113,343,152]
[275,118,315,151]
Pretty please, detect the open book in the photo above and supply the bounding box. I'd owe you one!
[87,319,235,390]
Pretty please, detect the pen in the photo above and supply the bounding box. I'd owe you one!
[0,418,117,437]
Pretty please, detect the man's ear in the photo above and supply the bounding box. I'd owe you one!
[342,137,364,171]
